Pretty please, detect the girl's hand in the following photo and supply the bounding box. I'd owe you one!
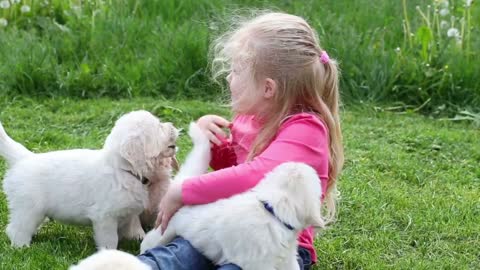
[155,181,183,232]
[196,115,231,146]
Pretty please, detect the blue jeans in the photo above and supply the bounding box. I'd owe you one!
[138,237,312,270]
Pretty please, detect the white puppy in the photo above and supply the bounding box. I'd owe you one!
[141,123,325,270]
[69,249,151,270]
[0,110,178,249]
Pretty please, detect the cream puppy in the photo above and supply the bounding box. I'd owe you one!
[141,123,324,270]
[69,249,152,270]
[0,110,178,249]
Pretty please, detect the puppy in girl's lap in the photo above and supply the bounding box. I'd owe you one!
[140,123,325,270]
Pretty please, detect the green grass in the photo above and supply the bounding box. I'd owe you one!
[0,97,478,269]
[0,0,479,111]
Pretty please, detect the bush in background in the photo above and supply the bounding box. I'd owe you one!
[0,0,478,113]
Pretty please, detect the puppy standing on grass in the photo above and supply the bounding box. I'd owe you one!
[0,110,178,249]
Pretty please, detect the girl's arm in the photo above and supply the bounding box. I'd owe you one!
[182,114,330,205]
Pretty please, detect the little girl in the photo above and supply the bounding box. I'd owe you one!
[139,11,344,270]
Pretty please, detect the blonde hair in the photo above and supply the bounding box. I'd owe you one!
[211,11,344,221]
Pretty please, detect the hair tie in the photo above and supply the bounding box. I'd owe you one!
[319,51,330,64]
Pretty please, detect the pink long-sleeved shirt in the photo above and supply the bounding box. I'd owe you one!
[181,112,330,263]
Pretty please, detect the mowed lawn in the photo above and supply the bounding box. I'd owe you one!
[0,97,478,269]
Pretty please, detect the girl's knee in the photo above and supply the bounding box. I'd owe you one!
[138,237,214,270]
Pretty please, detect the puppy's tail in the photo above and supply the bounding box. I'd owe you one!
[0,121,33,166]
[173,122,211,182]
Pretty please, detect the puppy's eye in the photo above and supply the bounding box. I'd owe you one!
[141,177,150,185]
[168,145,176,149]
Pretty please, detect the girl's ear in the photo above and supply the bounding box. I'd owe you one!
[263,78,277,99]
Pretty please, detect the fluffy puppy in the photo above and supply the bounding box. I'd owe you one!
[0,110,178,249]
[141,123,325,270]
[69,249,151,270]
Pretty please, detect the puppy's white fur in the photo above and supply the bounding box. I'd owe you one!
[141,123,324,270]
[0,110,177,249]
[69,249,151,270]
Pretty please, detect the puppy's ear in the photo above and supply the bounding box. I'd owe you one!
[120,135,147,172]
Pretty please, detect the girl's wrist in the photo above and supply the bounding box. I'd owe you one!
[173,180,184,205]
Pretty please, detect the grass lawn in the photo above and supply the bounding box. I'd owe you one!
[0,97,478,269]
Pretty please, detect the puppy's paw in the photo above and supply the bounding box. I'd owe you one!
[10,241,30,248]
[140,229,163,254]
[6,226,32,248]
[125,229,146,241]
[188,122,210,146]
